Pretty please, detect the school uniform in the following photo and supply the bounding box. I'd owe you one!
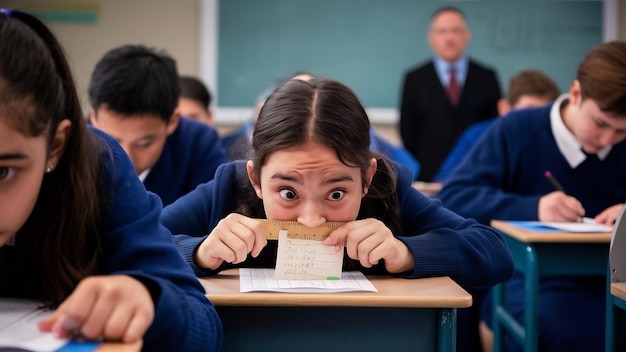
[220,120,253,160]
[144,117,230,206]
[438,94,626,351]
[0,128,223,351]
[434,117,496,182]
[162,160,514,290]
[370,129,421,181]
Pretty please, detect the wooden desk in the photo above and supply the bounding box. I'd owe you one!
[612,282,626,302]
[412,181,442,197]
[200,269,471,352]
[96,341,142,351]
[490,220,611,352]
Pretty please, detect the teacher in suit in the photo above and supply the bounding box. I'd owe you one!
[399,6,501,182]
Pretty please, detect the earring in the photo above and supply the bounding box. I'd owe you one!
[46,164,54,173]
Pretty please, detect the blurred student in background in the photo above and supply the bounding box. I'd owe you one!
[88,45,230,206]
[178,75,214,126]
[435,69,560,182]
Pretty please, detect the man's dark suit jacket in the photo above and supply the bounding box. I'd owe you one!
[399,60,501,181]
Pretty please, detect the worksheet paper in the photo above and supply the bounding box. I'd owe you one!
[0,298,68,352]
[274,229,344,280]
[239,268,378,293]
[509,219,613,233]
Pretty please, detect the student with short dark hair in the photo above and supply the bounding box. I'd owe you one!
[178,75,214,126]
[89,45,230,206]
[438,41,626,352]
[0,9,222,350]
[162,78,513,291]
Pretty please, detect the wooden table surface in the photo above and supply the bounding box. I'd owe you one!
[200,268,472,308]
[491,220,612,243]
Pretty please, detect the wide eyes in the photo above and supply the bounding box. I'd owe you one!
[278,188,346,202]
[328,190,345,201]
[279,188,297,200]
[0,167,15,180]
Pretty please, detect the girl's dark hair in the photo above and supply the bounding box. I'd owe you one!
[237,78,402,235]
[0,9,106,307]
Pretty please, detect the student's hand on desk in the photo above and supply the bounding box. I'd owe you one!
[324,218,414,274]
[594,203,623,226]
[195,214,266,270]
[538,191,585,222]
[38,275,154,343]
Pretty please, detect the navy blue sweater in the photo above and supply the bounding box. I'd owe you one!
[437,104,626,224]
[144,117,230,206]
[162,160,514,290]
[0,129,222,351]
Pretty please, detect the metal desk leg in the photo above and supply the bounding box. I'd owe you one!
[523,244,539,352]
[437,308,457,352]
[493,240,539,352]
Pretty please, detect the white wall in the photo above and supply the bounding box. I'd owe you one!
[47,0,200,114]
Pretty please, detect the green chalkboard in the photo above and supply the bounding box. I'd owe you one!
[218,0,602,108]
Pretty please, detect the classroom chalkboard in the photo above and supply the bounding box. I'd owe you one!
[217,0,602,109]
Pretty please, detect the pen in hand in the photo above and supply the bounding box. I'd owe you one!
[544,170,584,222]
[544,170,566,193]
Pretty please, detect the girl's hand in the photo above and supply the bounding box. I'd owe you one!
[324,218,414,274]
[38,275,154,343]
[195,214,266,270]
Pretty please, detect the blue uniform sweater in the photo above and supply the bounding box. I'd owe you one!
[438,103,626,352]
[162,160,514,290]
[434,117,496,182]
[144,117,230,206]
[0,129,223,351]
[437,104,626,225]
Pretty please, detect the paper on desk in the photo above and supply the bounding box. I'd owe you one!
[0,298,68,352]
[542,220,613,232]
[240,268,378,293]
[274,229,343,280]
[510,219,613,233]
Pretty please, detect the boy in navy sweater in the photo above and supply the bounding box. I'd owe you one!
[89,45,230,206]
[438,41,626,352]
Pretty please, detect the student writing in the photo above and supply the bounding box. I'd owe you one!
[0,9,222,351]
[161,78,514,290]
[437,41,626,352]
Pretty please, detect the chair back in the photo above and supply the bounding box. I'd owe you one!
[610,204,626,283]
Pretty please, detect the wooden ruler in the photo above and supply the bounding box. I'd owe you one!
[260,219,346,241]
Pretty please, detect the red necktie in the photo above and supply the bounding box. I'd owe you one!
[447,67,460,105]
